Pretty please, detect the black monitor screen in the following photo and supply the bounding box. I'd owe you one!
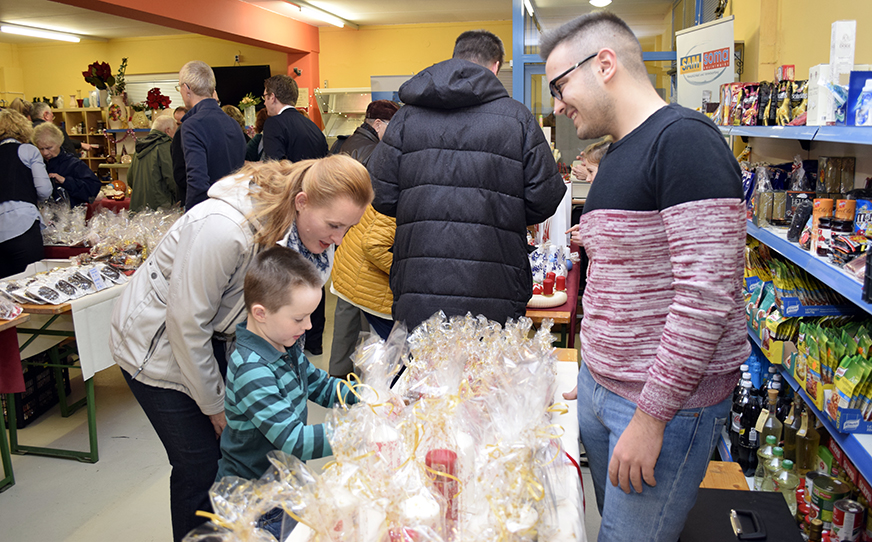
[213,65,272,110]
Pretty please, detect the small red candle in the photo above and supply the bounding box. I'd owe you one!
[556,275,566,292]
[546,271,556,282]
[543,278,554,295]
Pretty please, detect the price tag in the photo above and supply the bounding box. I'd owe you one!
[755,409,769,433]
[88,267,108,291]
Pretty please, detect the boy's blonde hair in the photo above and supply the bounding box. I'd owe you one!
[244,246,320,314]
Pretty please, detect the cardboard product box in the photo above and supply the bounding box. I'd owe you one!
[817,445,835,475]
[846,71,872,126]
[786,191,816,222]
[777,65,796,82]
[808,64,831,126]
[829,21,857,125]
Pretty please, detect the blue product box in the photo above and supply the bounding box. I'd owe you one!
[846,71,872,126]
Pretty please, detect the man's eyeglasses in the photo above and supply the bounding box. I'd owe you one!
[549,52,598,100]
[175,82,188,93]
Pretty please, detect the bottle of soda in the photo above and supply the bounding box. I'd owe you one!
[738,384,762,476]
[754,434,778,490]
[760,446,784,491]
[775,459,800,516]
[730,374,752,463]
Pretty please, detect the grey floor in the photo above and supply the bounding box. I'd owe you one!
[1,290,601,541]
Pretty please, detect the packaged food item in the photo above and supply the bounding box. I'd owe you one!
[854,199,872,237]
[758,82,774,126]
[0,297,22,321]
[24,281,69,305]
[776,80,793,125]
[841,157,856,194]
[731,83,745,126]
[742,83,760,126]
[791,80,809,122]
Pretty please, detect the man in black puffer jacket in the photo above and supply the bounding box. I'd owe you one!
[369,30,565,332]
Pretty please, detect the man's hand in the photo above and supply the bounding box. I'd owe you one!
[209,412,227,439]
[565,224,582,245]
[562,385,578,400]
[609,408,666,493]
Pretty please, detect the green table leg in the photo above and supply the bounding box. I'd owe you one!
[8,342,99,463]
[0,399,14,492]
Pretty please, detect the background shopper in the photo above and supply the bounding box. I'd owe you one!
[32,122,100,207]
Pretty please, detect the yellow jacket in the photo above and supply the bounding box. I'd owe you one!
[332,205,395,315]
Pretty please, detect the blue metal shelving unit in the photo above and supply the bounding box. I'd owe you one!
[746,222,872,316]
[719,125,872,145]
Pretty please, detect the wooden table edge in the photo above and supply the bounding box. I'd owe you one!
[0,313,31,333]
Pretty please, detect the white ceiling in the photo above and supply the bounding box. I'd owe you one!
[0,0,673,44]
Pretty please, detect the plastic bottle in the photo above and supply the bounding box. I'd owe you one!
[760,388,784,445]
[754,434,778,490]
[748,355,763,390]
[730,376,752,464]
[782,400,802,462]
[856,79,872,126]
[760,446,784,491]
[775,459,800,517]
[795,409,821,476]
[737,381,761,475]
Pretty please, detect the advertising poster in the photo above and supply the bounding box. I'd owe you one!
[675,15,735,110]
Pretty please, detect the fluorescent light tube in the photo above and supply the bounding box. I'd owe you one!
[300,6,344,27]
[1,24,81,43]
[523,0,535,17]
[589,0,612,7]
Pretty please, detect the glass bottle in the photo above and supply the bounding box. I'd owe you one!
[754,434,778,491]
[760,446,784,492]
[775,459,800,517]
[782,400,802,462]
[795,410,821,476]
[760,388,784,445]
[730,373,752,462]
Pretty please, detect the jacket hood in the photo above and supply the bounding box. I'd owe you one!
[398,58,508,110]
[207,173,256,217]
[135,130,171,157]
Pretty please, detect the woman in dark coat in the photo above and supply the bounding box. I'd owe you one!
[32,123,101,207]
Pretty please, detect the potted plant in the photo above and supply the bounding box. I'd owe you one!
[129,102,150,129]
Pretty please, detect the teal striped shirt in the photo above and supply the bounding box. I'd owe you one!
[216,322,354,481]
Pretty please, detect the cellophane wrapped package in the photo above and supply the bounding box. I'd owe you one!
[190,313,581,542]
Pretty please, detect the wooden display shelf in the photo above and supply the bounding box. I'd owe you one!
[98,163,130,169]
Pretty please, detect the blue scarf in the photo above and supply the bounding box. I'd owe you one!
[283,220,333,285]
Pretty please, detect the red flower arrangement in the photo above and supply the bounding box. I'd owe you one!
[146,88,171,110]
[82,61,115,90]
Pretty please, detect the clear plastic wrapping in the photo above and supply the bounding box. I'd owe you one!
[193,314,573,542]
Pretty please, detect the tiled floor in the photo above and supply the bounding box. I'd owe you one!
[1,291,599,541]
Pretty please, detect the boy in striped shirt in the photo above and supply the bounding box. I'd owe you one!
[216,246,355,538]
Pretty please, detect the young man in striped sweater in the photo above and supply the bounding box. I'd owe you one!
[542,12,751,541]
[216,246,355,538]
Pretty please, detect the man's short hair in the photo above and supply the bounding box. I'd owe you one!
[365,100,399,122]
[174,106,188,115]
[179,61,216,98]
[540,12,648,82]
[244,246,321,314]
[152,114,176,133]
[264,75,299,108]
[31,102,51,120]
[453,30,505,70]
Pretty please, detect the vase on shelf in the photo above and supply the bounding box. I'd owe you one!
[98,89,109,108]
[107,95,126,130]
[131,110,150,129]
[243,105,256,128]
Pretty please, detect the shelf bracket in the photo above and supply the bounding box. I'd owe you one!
[799,139,811,152]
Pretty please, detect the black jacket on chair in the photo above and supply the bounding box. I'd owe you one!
[368,58,565,331]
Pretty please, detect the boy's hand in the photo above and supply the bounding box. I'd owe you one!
[209,412,227,439]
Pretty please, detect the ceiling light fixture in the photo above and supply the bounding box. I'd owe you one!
[299,5,344,28]
[523,0,535,18]
[1,23,81,42]
[589,0,612,7]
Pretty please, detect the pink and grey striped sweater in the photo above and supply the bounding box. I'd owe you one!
[579,104,751,422]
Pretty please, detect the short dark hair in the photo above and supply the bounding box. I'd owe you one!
[365,100,399,121]
[540,11,647,81]
[264,75,299,107]
[453,30,505,70]
[244,246,321,314]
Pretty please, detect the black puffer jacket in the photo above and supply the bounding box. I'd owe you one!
[369,58,564,330]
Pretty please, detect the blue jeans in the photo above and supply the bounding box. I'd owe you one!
[576,362,729,542]
[364,312,394,340]
[258,507,298,541]
[122,366,224,542]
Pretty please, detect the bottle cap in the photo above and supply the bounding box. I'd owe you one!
[742,372,752,380]
[766,434,777,445]
[740,364,750,372]
[769,366,778,373]
[782,459,794,469]
[742,380,752,388]
[773,447,784,456]
[768,388,779,403]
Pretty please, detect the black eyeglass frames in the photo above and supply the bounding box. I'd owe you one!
[549,52,598,100]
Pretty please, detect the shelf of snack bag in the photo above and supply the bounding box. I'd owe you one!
[746,222,871,315]
[718,125,872,145]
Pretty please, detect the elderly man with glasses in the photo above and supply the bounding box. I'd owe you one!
[542,12,749,541]
[173,61,245,210]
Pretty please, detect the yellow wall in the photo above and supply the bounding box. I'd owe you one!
[732,0,872,82]
[3,34,287,102]
[319,21,512,89]
[0,42,24,101]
